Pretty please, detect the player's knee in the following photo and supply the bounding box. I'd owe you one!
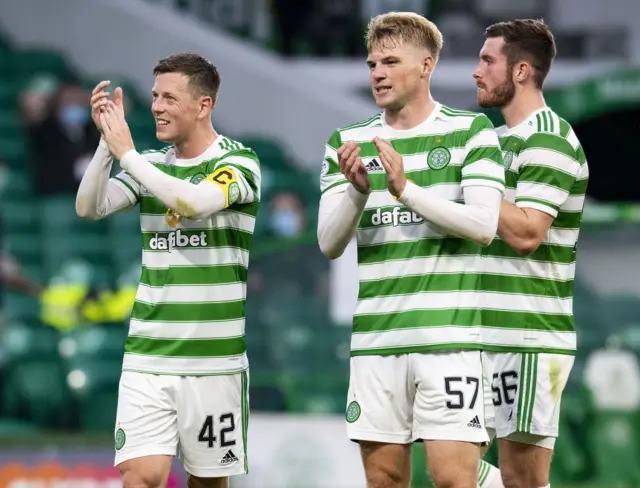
[428,465,477,488]
[365,464,407,488]
[498,464,522,488]
[187,475,228,488]
[120,467,165,488]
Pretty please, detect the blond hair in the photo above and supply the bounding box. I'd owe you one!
[366,12,444,60]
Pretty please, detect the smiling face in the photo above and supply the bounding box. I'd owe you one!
[368,39,431,112]
[473,36,516,109]
[151,72,210,144]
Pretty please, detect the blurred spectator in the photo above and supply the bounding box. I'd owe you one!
[267,191,306,238]
[308,0,362,57]
[19,73,59,127]
[24,82,100,196]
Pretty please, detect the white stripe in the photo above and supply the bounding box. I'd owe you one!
[136,283,245,304]
[122,352,248,375]
[358,219,445,245]
[143,247,249,268]
[360,255,575,282]
[129,318,244,339]
[111,175,139,202]
[517,181,569,207]
[366,184,461,209]
[562,195,586,212]
[462,159,504,181]
[520,148,580,175]
[546,228,579,246]
[356,291,572,316]
[140,211,255,233]
[517,200,558,218]
[217,156,260,178]
[351,327,576,352]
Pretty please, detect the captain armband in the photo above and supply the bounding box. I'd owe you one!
[203,166,241,208]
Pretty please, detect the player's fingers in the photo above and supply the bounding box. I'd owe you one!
[92,80,110,96]
[90,91,110,106]
[99,113,110,134]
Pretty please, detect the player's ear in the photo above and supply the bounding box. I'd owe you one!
[197,96,214,120]
[514,61,530,84]
[422,54,435,78]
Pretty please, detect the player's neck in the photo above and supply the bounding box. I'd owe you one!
[501,89,547,128]
[384,92,436,130]
[174,126,218,160]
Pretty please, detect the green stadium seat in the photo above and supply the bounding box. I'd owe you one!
[3,232,41,265]
[3,359,73,428]
[0,170,33,201]
[0,80,20,111]
[1,321,59,360]
[240,137,289,170]
[66,359,122,432]
[1,200,39,231]
[0,109,22,140]
[14,49,77,83]
[58,324,127,361]
[0,418,41,436]
[0,136,28,164]
[2,293,41,324]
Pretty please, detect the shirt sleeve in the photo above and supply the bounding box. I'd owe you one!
[320,130,349,197]
[203,148,261,207]
[111,170,141,204]
[460,114,506,193]
[515,132,581,218]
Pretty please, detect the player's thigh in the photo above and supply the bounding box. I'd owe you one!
[498,437,553,488]
[360,442,412,488]
[114,371,179,478]
[491,352,574,440]
[412,351,487,487]
[346,354,414,444]
[177,371,249,478]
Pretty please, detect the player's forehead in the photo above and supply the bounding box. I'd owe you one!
[367,38,414,63]
[479,37,506,60]
[152,72,191,94]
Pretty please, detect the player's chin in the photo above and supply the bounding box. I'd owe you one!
[155,128,174,142]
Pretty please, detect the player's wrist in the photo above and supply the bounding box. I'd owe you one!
[397,180,417,205]
[119,149,140,170]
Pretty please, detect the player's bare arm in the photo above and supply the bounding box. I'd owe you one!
[338,140,371,194]
[99,100,230,220]
[374,137,406,197]
[497,201,554,256]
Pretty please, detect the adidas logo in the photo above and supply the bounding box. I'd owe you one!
[365,159,383,172]
[220,449,239,465]
[467,416,482,429]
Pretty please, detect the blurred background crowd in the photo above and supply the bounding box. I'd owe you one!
[0,0,640,486]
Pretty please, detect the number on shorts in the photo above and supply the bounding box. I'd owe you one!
[198,413,237,448]
[491,370,518,406]
[444,376,479,410]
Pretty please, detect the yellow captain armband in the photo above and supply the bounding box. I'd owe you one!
[203,166,241,208]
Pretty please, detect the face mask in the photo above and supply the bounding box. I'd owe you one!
[270,210,301,237]
[60,104,89,127]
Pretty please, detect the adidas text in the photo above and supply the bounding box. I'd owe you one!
[220,449,239,465]
[149,230,208,252]
[467,416,482,429]
[371,207,424,227]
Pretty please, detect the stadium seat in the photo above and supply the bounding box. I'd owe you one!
[3,359,73,428]
[1,200,39,232]
[13,49,77,83]
[66,359,122,432]
[0,109,22,141]
[2,293,41,324]
[0,135,28,164]
[0,170,33,201]
[58,324,127,362]
[0,80,20,111]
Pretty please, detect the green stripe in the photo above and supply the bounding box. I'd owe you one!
[140,196,258,217]
[327,130,342,151]
[548,111,555,133]
[141,228,253,252]
[125,335,246,357]
[478,344,575,355]
[478,460,490,485]
[341,114,380,132]
[551,210,583,229]
[354,309,574,333]
[358,238,481,264]
[515,196,560,212]
[526,354,539,432]
[517,354,530,431]
[559,119,571,138]
[242,370,249,472]
[353,131,468,158]
[141,264,247,286]
[359,273,574,299]
[524,132,578,160]
[518,164,575,190]
[351,342,483,356]
[113,176,139,201]
[131,300,245,322]
[536,113,542,131]
[463,145,503,168]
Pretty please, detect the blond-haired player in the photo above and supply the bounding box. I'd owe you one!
[318,12,505,488]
